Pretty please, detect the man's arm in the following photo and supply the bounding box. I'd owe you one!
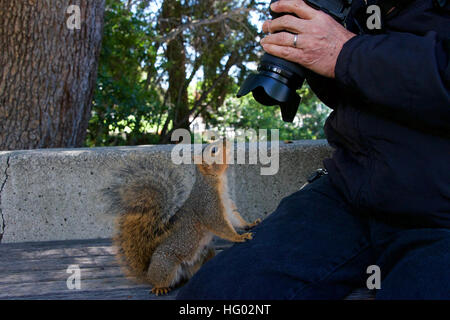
[335,31,450,130]
[261,0,450,130]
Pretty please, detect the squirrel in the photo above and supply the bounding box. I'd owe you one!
[104,139,261,295]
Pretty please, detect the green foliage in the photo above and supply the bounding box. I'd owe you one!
[210,84,329,141]
[87,0,329,147]
[87,0,162,146]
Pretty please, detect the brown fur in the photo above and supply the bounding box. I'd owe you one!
[114,212,169,282]
[105,140,261,295]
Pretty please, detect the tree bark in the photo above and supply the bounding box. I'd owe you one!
[0,0,105,150]
[159,0,189,136]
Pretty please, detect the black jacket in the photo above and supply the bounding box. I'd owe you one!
[307,0,450,227]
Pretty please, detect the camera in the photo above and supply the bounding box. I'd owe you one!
[237,0,353,122]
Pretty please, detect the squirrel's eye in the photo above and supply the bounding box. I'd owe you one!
[211,147,217,154]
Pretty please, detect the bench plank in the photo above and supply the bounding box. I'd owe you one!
[0,255,118,273]
[0,266,123,285]
[0,245,116,261]
[11,287,178,300]
[0,276,149,299]
[0,238,373,300]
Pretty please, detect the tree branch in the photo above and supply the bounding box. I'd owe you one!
[157,8,255,45]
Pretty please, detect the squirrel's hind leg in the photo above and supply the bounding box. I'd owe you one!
[147,251,182,296]
[182,247,216,279]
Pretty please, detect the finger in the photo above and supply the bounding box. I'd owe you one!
[271,0,319,20]
[262,15,308,34]
[261,32,303,49]
[261,43,302,62]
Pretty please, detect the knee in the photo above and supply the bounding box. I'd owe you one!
[176,249,252,300]
[377,237,450,299]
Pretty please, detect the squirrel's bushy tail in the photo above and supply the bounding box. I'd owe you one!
[104,159,193,283]
[114,209,167,282]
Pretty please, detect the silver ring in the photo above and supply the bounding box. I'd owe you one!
[293,34,298,48]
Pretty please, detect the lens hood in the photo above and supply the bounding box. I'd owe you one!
[237,73,300,122]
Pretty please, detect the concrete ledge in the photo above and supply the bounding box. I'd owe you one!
[0,140,332,243]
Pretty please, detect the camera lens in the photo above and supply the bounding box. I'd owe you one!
[236,0,306,122]
[237,53,306,122]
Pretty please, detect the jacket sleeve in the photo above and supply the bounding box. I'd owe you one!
[305,71,342,110]
[335,31,450,131]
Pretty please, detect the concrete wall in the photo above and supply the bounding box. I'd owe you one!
[0,140,332,243]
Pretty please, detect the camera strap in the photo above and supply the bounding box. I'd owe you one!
[379,0,449,13]
[376,0,415,16]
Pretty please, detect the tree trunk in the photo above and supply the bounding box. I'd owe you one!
[0,0,105,150]
[159,0,189,136]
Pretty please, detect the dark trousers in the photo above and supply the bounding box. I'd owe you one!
[176,175,450,299]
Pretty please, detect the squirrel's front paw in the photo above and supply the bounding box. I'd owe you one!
[151,287,171,296]
[238,232,253,242]
[245,218,262,230]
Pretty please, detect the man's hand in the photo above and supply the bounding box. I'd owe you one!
[261,0,356,78]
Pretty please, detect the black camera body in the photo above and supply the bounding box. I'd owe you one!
[237,0,353,122]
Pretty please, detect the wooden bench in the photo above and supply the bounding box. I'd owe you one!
[0,239,374,300]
